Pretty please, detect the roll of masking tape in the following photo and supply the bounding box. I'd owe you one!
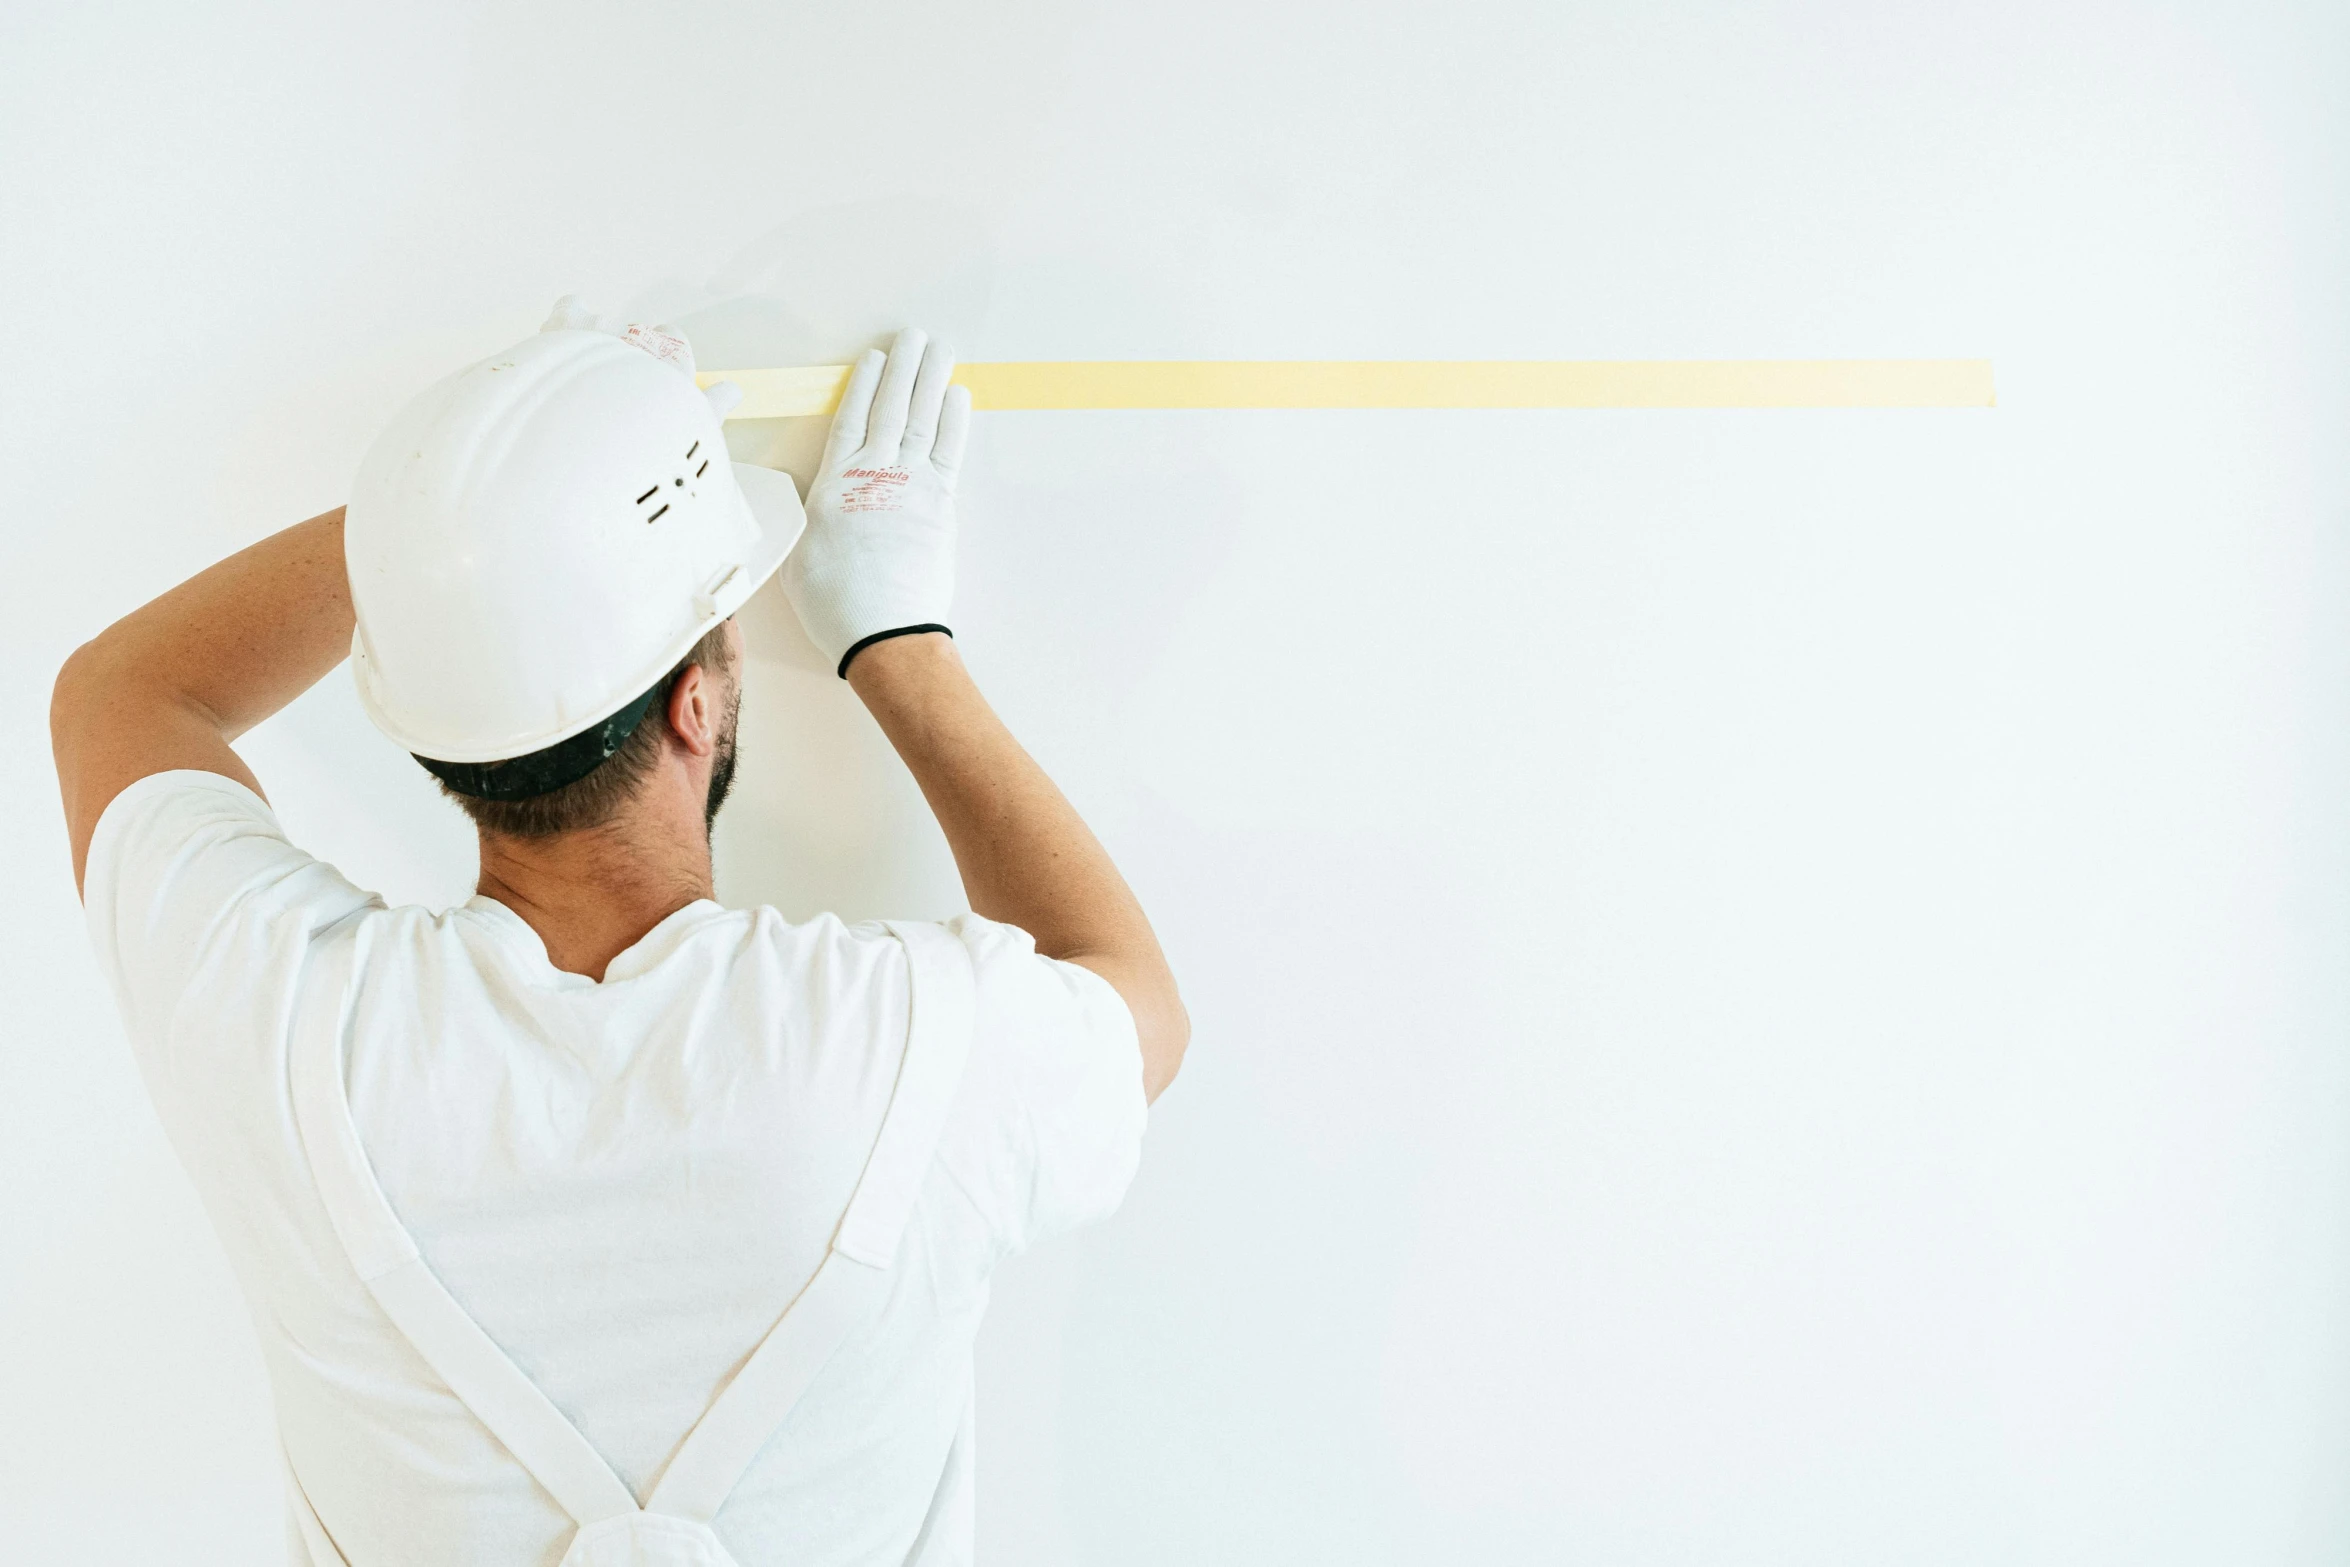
[698,359,1994,418]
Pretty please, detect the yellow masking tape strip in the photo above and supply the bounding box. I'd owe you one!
[700,360,1994,418]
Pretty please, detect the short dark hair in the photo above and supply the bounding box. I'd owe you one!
[438,623,737,838]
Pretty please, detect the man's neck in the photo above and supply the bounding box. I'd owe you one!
[474,803,714,982]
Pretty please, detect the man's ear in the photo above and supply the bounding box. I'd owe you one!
[664,664,721,758]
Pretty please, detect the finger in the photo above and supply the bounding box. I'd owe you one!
[864,327,927,460]
[820,348,885,472]
[901,336,956,458]
[930,384,972,490]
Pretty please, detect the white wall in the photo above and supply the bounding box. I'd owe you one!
[6,2,2349,1560]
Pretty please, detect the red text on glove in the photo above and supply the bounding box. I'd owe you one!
[841,466,911,513]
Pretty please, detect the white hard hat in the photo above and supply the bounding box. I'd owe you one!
[345,315,803,779]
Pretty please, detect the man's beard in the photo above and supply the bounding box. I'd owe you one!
[703,691,742,837]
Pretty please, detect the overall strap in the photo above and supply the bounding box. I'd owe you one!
[288,919,642,1528]
[645,920,977,1522]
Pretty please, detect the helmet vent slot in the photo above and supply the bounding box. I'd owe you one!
[634,484,659,505]
[686,440,700,460]
[646,503,670,523]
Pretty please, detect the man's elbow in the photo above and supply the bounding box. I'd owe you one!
[1139,985,1190,1105]
[50,639,108,758]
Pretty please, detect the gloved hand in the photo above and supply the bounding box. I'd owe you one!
[783,327,971,676]
[540,294,743,414]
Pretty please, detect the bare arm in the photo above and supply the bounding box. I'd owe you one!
[849,632,1189,1102]
[783,327,1186,1100]
[50,509,354,895]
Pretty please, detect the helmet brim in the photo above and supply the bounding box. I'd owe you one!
[726,460,806,616]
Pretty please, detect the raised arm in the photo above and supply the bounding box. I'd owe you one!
[50,509,354,894]
[783,329,1189,1101]
[851,634,1189,1100]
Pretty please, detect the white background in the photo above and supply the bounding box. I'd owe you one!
[6,1,2349,1561]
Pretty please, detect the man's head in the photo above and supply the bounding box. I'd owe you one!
[343,311,804,853]
[434,619,744,842]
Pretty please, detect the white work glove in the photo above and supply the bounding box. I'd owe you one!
[783,327,971,676]
[541,294,745,422]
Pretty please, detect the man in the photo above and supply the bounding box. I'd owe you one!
[50,308,1187,1566]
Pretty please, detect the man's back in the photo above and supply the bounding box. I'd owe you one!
[87,770,1146,1564]
[55,321,1186,1561]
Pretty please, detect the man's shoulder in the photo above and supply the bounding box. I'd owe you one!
[671,909,1074,1035]
[87,769,380,984]
[89,766,285,871]
[705,906,1033,960]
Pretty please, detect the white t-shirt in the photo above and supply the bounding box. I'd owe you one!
[82,771,1147,1567]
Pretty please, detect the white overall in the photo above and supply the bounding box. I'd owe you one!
[283,918,977,1566]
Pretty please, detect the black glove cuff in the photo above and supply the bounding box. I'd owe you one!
[836,623,954,679]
